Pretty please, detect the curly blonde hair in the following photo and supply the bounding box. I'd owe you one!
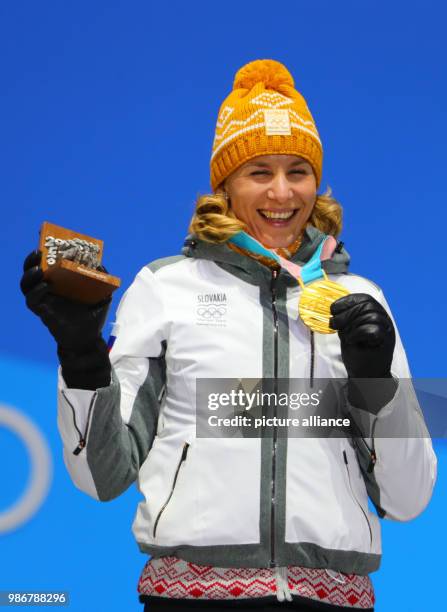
[189,187,343,243]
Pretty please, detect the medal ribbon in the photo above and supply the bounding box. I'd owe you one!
[228,231,337,285]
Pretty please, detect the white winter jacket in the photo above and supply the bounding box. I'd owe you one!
[57,227,437,575]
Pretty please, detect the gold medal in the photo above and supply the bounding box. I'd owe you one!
[227,231,348,334]
[298,271,350,334]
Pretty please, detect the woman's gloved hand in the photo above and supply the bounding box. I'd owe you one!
[329,293,395,378]
[21,250,110,351]
[20,250,112,390]
[329,293,397,414]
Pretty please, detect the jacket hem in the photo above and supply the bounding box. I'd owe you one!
[137,541,380,575]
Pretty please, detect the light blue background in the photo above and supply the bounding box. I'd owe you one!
[1,1,446,610]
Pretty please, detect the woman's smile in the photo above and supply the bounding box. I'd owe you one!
[258,208,299,224]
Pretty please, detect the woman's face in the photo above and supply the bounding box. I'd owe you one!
[224,154,317,249]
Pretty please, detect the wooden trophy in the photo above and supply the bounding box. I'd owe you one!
[39,222,121,304]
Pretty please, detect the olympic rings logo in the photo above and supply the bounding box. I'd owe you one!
[196,305,227,319]
[0,404,52,534]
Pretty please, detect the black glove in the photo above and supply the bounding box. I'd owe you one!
[330,293,397,414]
[20,250,111,390]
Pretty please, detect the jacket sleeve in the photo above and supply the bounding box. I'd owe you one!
[349,290,437,521]
[57,266,168,501]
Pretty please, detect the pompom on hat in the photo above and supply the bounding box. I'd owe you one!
[210,59,323,191]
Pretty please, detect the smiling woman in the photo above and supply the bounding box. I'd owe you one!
[21,58,436,612]
[190,164,342,248]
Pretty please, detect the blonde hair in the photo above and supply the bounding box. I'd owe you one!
[189,187,343,243]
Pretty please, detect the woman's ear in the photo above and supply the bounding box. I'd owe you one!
[216,182,230,203]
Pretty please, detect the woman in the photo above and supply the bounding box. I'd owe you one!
[21,59,436,611]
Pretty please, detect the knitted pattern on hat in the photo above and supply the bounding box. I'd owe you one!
[210,59,323,191]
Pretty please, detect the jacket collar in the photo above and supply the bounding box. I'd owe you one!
[182,225,350,285]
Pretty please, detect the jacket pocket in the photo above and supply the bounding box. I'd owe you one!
[342,449,373,548]
[61,389,98,456]
[153,442,190,538]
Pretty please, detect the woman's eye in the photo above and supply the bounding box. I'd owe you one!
[251,171,269,175]
[290,169,306,175]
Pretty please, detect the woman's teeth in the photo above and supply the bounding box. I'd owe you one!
[259,210,295,220]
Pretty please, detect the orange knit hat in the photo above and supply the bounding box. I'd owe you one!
[210,59,323,191]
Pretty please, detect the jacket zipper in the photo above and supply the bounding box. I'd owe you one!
[61,389,98,455]
[153,442,190,538]
[270,269,279,567]
[343,450,373,547]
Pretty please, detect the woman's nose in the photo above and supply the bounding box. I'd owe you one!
[267,173,293,204]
